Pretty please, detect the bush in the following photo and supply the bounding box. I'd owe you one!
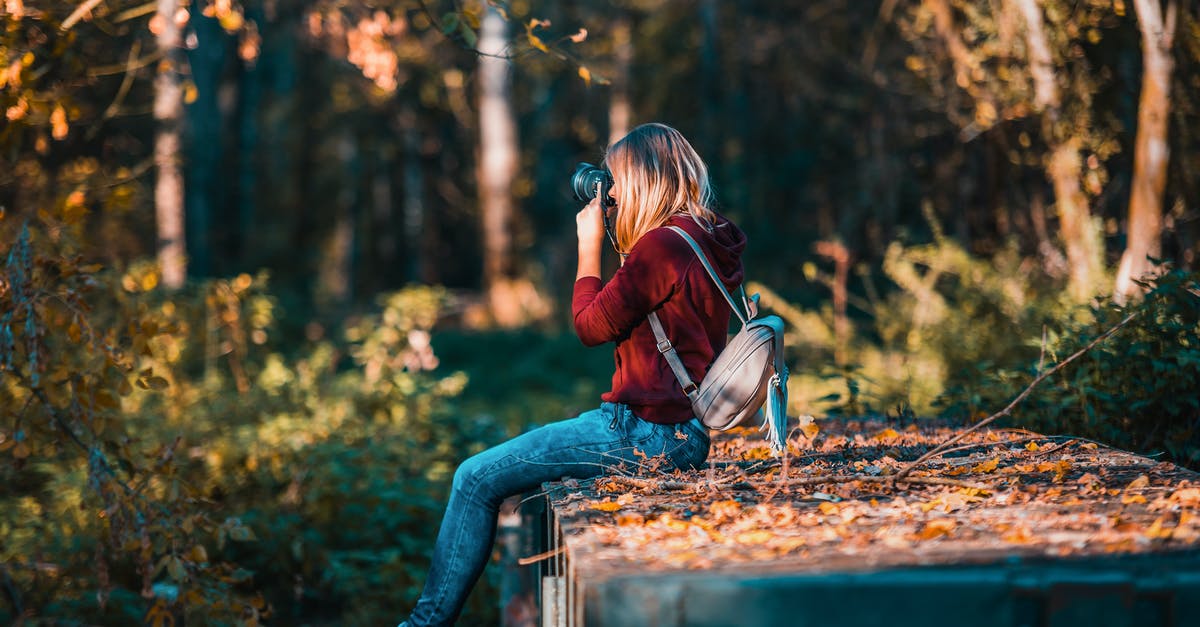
[938,268,1200,468]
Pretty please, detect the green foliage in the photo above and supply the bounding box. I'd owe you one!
[0,218,534,624]
[939,268,1200,468]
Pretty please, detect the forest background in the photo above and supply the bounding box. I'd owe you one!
[2,0,1199,624]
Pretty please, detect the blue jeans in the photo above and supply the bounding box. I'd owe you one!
[403,402,710,626]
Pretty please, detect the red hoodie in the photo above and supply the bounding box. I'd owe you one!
[572,213,747,424]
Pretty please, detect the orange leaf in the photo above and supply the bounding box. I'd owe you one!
[1025,442,1040,451]
[970,458,1000,473]
[578,66,591,85]
[873,428,900,441]
[915,518,956,540]
[1125,475,1150,490]
[797,415,819,439]
[590,499,621,512]
[735,530,774,545]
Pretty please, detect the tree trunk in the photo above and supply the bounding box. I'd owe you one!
[154,0,186,289]
[1048,140,1104,301]
[478,6,523,327]
[1116,0,1178,302]
[399,105,428,283]
[1015,0,1104,301]
[608,12,633,147]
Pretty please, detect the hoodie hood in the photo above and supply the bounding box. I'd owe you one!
[668,212,747,288]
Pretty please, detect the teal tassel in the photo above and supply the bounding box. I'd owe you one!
[762,369,789,454]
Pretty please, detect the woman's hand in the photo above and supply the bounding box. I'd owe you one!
[575,196,604,280]
[576,196,606,252]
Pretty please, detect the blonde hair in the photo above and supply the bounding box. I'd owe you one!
[604,123,717,254]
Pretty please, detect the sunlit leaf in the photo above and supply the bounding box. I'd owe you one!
[797,415,819,439]
[915,518,956,540]
[873,428,900,441]
[590,499,621,512]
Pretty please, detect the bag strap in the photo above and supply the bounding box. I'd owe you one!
[647,311,700,403]
[664,226,749,326]
[647,225,753,402]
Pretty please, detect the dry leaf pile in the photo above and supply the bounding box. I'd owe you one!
[544,420,1200,577]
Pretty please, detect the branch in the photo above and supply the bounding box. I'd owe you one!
[61,0,105,31]
[603,473,992,493]
[894,312,1137,482]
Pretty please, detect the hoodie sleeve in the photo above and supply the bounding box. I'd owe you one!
[572,229,689,346]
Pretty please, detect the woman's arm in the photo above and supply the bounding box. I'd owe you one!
[572,226,686,346]
[575,196,604,281]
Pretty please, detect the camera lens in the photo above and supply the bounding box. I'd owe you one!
[571,162,614,206]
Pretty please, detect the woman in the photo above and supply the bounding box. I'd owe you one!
[400,123,746,626]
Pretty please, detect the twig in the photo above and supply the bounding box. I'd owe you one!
[1031,439,1075,458]
[517,546,564,566]
[895,312,1137,482]
[934,434,1050,459]
[604,473,992,492]
[61,0,105,31]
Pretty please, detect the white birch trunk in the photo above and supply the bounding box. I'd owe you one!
[478,6,522,327]
[154,0,186,289]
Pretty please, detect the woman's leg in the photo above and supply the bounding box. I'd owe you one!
[403,403,709,626]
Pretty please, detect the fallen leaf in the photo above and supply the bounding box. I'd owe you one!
[1053,460,1072,483]
[797,415,819,439]
[590,500,621,512]
[735,530,774,545]
[616,492,635,506]
[873,428,900,441]
[1126,475,1150,490]
[1001,524,1036,544]
[971,458,1000,473]
[915,518,956,540]
[818,502,840,516]
[1025,442,1040,451]
[1121,494,1147,505]
[1145,517,1173,540]
[1170,488,1200,507]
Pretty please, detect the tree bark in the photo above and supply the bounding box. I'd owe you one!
[608,12,633,147]
[1015,0,1104,301]
[154,0,186,289]
[1116,0,1178,302]
[478,5,523,327]
[399,104,428,283]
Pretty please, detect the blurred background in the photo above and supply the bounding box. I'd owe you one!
[2,0,1198,624]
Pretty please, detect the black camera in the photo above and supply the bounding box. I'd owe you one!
[571,162,615,207]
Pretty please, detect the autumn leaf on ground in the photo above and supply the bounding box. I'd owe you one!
[1053,460,1073,482]
[735,530,775,545]
[873,428,900,441]
[971,458,1000,473]
[915,518,956,540]
[797,415,819,439]
[1000,524,1036,544]
[590,499,621,512]
[1170,488,1200,507]
[1145,517,1174,540]
[1026,442,1040,451]
[1126,475,1150,490]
